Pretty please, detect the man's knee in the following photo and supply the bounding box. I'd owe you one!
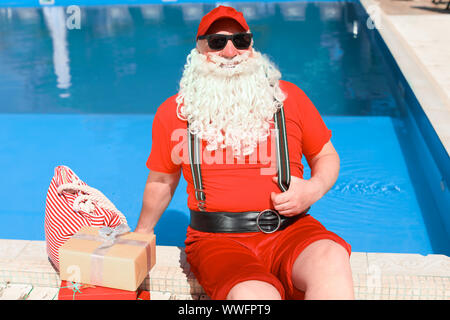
[226,280,282,300]
[296,239,349,268]
[292,239,352,292]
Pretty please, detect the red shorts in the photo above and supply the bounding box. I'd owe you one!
[184,214,351,300]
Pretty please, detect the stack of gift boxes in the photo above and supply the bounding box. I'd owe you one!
[57,226,156,300]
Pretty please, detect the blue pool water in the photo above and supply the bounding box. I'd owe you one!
[0,1,449,254]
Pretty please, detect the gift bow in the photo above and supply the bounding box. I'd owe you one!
[97,223,131,248]
[57,281,96,300]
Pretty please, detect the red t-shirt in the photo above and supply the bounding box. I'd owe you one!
[146,80,331,212]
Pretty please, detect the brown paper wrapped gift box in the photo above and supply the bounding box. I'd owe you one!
[59,226,156,291]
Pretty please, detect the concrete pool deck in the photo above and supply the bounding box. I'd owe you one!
[1,1,449,300]
[360,0,450,156]
[0,240,449,300]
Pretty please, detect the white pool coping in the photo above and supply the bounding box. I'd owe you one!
[360,0,450,156]
[0,239,449,300]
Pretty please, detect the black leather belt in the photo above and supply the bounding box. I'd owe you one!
[189,208,309,233]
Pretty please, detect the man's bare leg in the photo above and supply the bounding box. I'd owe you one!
[291,239,354,300]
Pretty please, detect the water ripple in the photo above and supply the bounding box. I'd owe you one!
[333,180,402,195]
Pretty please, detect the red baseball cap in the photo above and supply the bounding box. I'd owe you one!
[196,6,249,39]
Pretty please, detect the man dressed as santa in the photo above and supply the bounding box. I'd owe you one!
[136,6,354,300]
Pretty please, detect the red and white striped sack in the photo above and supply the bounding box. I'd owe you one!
[44,165,127,270]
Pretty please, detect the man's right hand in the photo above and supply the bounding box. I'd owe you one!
[134,226,154,234]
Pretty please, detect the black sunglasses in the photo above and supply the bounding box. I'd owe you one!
[198,32,253,51]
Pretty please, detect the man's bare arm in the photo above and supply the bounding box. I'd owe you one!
[134,169,181,234]
[306,140,340,199]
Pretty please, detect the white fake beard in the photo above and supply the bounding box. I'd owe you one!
[176,48,286,158]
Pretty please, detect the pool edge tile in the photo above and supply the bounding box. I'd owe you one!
[2,239,449,300]
[367,252,450,277]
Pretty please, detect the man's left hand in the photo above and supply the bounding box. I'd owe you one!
[270,175,324,217]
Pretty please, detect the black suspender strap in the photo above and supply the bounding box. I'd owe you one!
[187,127,206,211]
[187,106,290,211]
[274,105,290,192]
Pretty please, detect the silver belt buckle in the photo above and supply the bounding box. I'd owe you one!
[256,209,281,234]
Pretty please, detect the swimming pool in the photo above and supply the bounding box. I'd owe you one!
[0,1,449,255]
